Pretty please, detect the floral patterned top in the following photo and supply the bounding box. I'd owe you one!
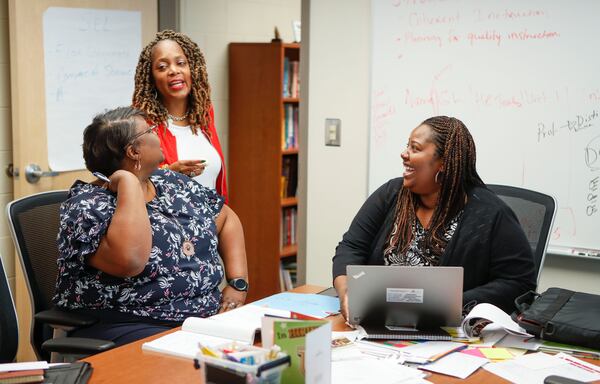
[53,169,225,322]
[383,212,463,267]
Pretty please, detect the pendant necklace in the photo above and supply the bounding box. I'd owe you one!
[153,183,195,256]
[172,214,195,256]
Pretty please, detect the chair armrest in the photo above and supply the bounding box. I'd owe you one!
[35,309,98,328]
[41,337,115,355]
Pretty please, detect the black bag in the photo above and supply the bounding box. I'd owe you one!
[44,362,93,384]
[514,288,600,350]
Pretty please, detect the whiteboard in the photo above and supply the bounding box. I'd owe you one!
[369,0,600,251]
[43,7,141,171]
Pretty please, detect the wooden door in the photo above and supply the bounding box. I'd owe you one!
[8,0,156,360]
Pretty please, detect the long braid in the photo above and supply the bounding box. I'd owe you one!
[132,30,212,136]
[386,116,484,257]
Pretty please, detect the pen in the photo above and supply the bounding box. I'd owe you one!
[92,172,111,183]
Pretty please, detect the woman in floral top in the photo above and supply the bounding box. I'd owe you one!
[54,106,248,345]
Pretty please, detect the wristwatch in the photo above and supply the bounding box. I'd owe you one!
[228,278,249,292]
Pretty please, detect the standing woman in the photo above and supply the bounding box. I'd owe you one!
[133,30,228,202]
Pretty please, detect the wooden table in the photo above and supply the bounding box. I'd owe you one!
[83,285,598,383]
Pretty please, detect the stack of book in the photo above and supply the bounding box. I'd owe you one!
[281,104,299,150]
[282,57,300,98]
[0,369,44,384]
[280,156,298,198]
[280,260,297,291]
[280,207,297,249]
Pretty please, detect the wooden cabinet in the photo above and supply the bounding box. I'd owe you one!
[228,43,300,301]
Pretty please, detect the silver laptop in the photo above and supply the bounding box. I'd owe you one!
[347,266,463,328]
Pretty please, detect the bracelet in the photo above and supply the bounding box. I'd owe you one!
[160,164,170,170]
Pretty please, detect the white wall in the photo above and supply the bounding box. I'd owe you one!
[179,0,301,162]
[301,0,371,287]
[0,0,15,295]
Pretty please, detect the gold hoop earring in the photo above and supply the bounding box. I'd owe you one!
[435,171,442,184]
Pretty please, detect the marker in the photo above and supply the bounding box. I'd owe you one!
[92,172,110,183]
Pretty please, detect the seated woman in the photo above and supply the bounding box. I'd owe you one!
[53,106,248,346]
[333,116,536,319]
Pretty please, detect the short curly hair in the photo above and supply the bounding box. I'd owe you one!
[132,30,211,136]
[82,106,147,175]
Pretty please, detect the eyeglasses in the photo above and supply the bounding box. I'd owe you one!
[124,124,158,149]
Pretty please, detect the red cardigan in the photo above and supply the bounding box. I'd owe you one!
[155,105,228,203]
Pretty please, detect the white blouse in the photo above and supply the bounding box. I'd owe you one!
[167,121,222,190]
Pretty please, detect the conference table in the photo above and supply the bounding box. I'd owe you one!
[83,285,599,383]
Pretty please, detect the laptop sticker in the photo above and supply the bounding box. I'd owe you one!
[386,288,424,303]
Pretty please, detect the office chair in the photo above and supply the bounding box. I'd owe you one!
[6,190,114,361]
[0,252,18,363]
[487,184,556,284]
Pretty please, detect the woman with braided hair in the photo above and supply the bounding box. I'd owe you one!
[133,30,228,202]
[332,116,535,320]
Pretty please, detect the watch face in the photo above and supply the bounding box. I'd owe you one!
[231,278,248,291]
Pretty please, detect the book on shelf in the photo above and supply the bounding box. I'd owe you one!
[282,58,300,99]
[282,104,299,150]
[282,56,290,98]
[290,61,300,98]
[281,207,297,248]
[142,304,289,359]
[280,260,297,291]
[281,157,298,198]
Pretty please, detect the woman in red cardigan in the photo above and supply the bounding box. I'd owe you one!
[133,30,227,202]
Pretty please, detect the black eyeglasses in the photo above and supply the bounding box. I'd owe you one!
[124,124,158,149]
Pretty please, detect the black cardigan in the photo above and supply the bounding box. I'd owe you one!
[332,178,536,313]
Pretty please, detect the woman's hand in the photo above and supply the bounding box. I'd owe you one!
[218,285,247,313]
[168,159,206,177]
[106,169,138,193]
[215,205,249,313]
[334,275,349,321]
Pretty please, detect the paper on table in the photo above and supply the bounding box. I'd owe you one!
[252,292,340,318]
[332,330,361,342]
[332,359,427,384]
[462,303,530,337]
[400,341,466,364]
[0,361,50,373]
[496,334,541,351]
[484,352,600,384]
[419,351,488,379]
[477,323,508,347]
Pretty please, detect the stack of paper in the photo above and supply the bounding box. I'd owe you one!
[462,303,531,338]
[484,352,600,384]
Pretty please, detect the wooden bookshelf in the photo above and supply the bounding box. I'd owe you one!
[228,42,300,301]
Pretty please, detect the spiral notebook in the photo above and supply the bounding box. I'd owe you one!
[361,324,451,341]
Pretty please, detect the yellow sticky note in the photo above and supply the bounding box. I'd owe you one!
[505,347,527,357]
[480,347,514,360]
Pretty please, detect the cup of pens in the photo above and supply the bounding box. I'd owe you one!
[194,342,290,384]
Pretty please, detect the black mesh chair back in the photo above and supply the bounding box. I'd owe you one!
[0,253,18,363]
[6,190,69,360]
[487,184,556,283]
